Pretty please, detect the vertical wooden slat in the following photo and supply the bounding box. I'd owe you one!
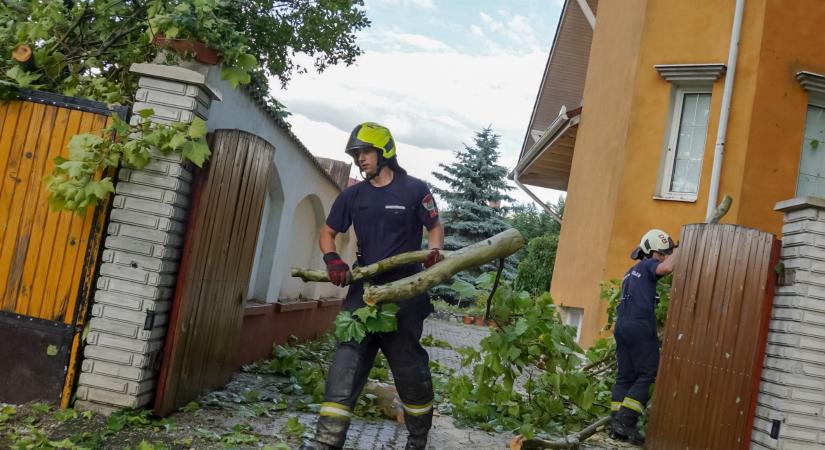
[647,224,779,449]
[14,105,60,315]
[155,129,274,415]
[21,107,72,317]
[38,109,84,318]
[1,102,46,311]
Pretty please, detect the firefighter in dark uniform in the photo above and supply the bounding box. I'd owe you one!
[611,229,678,445]
[300,122,445,450]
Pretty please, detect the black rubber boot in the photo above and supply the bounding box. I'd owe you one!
[612,410,645,446]
[303,415,349,449]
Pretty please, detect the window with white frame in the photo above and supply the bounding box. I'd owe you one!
[796,103,825,197]
[660,87,712,200]
[561,307,583,343]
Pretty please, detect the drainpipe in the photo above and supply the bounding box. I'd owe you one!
[705,0,745,221]
[513,172,563,224]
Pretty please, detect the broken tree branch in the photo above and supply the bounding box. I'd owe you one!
[291,249,451,283]
[707,194,732,224]
[511,415,612,450]
[363,228,524,305]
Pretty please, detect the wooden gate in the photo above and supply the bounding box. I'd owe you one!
[0,91,126,406]
[647,224,780,449]
[154,129,273,415]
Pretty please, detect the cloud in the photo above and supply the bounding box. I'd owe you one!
[476,11,541,53]
[479,12,503,32]
[359,29,450,52]
[274,46,563,206]
[392,32,450,51]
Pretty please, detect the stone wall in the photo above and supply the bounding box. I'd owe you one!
[752,197,825,449]
[75,63,220,413]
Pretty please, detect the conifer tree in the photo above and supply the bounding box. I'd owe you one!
[431,127,515,293]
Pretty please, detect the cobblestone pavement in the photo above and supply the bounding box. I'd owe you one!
[221,317,628,449]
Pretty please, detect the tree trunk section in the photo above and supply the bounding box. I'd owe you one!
[363,228,524,305]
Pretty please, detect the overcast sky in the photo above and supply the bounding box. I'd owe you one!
[274,0,565,207]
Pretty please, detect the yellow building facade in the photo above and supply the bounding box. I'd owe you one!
[514,0,825,346]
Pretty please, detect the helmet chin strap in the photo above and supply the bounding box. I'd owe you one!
[361,156,388,182]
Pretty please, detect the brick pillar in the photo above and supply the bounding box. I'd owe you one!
[75,63,221,414]
[752,197,825,449]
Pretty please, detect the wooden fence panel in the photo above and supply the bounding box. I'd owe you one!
[0,91,125,405]
[154,129,273,416]
[646,224,779,450]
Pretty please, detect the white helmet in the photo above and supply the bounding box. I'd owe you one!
[631,229,676,259]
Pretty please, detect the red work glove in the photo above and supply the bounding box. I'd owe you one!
[323,252,350,287]
[424,248,444,268]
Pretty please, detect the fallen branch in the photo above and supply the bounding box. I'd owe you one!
[707,194,732,224]
[291,249,451,283]
[510,415,612,450]
[364,228,524,304]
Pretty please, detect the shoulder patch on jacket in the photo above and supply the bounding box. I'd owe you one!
[422,194,438,218]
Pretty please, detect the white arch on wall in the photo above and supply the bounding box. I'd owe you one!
[249,161,285,300]
[279,194,325,300]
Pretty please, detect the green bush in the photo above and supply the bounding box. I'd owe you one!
[514,235,559,295]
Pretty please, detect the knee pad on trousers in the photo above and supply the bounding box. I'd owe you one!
[392,364,434,438]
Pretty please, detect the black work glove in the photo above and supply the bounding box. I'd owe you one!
[323,252,350,287]
[424,248,444,268]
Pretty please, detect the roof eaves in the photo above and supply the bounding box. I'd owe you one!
[517,0,572,162]
[240,85,343,193]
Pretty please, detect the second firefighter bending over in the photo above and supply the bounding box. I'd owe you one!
[610,229,678,446]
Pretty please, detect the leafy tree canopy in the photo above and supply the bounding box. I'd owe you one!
[0,0,370,112]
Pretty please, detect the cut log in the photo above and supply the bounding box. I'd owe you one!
[363,228,524,304]
[510,415,612,450]
[291,249,451,283]
[362,380,404,423]
[12,44,36,72]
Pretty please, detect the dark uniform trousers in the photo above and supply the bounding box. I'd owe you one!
[611,319,660,424]
[310,281,434,449]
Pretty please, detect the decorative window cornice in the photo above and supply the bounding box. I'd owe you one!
[655,64,727,82]
[797,71,825,96]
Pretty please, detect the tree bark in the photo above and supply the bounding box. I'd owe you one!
[291,250,449,283]
[291,228,525,305]
[363,228,524,305]
[510,416,612,450]
[707,195,733,224]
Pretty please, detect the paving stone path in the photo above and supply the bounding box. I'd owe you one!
[216,317,629,449]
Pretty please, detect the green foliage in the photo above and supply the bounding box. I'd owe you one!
[334,303,399,343]
[53,409,79,423]
[284,416,306,438]
[368,353,390,382]
[514,234,559,295]
[180,401,201,413]
[601,273,673,331]
[245,334,394,419]
[421,334,452,349]
[43,112,209,214]
[220,423,258,446]
[444,275,611,436]
[0,0,368,109]
[506,199,564,244]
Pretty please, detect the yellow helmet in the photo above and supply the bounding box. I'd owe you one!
[345,122,396,160]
